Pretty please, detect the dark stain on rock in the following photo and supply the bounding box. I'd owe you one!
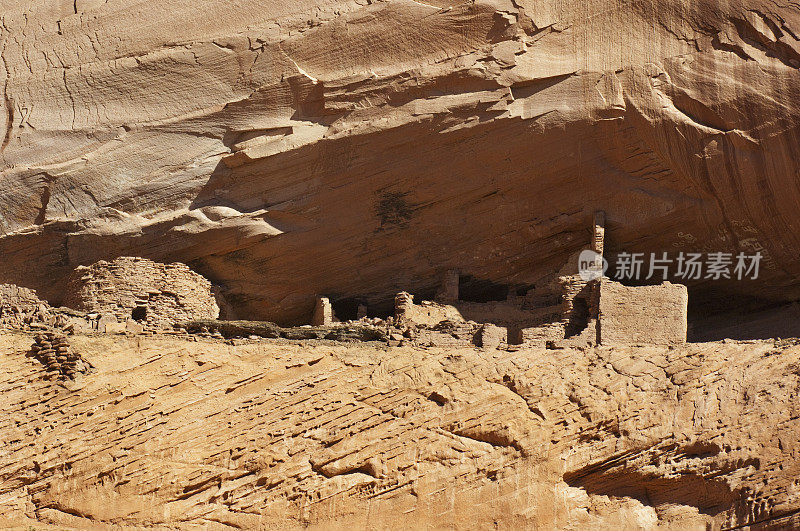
[375,191,413,231]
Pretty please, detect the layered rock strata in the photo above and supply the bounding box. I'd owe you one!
[1,1,799,323]
[0,333,799,528]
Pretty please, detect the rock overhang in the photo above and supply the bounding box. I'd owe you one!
[0,0,799,324]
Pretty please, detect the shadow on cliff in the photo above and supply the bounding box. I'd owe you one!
[688,290,800,342]
[563,443,746,518]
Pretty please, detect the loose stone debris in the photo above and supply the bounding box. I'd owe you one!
[28,331,91,381]
[0,214,688,350]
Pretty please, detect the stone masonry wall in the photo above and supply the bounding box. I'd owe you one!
[394,292,464,328]
[64,257,219,330]
[0,284,50,330]
[598,280,688,345]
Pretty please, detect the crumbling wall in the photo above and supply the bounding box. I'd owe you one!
[64,257,219,330]
[559,276,599,340]
[0,284,51,330]
[0,284,42,309]
[312,297,337,326]
[395,292,463,328]
[451,275,598,348]
[0,283,104,333]
[520,322,566,345]
[393,278,596,349]
[598,280,688,345]
[455,298,561,330]
[478,324,507,349]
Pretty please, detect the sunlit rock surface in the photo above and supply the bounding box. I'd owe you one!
[1,0,800,324]
[1,333,800,528]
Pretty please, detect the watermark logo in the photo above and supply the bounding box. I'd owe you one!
[578,250,609,281]
[581,251,763,282]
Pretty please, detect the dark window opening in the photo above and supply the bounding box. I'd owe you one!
[132,306,148,322]
[331,298,361,322]
[515,285,535,297]
[458,276,509,303]
[565,297,589,338]
[414,288,438,305]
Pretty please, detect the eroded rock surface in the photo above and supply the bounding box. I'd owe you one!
[1,1,800,323]
[1,332,799,528]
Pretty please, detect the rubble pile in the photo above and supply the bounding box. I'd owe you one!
[28,332,90,381]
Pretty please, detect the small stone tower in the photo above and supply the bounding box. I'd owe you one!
[64,257,220,330]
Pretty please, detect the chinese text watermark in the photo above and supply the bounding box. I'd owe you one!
[579,252,762,282]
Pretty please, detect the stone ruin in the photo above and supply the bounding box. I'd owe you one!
[598,280,688,345]
[0,257,225,338]
[0,284,51,330]
[0,216,688,349]
[63,257,220,331]
[0,283,90,333]
[312,297,337,326]
[290,212,687,349]
[385,212,689,349]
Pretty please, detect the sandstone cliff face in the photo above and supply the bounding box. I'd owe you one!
[1,332,800,529]
[1,1,800,323]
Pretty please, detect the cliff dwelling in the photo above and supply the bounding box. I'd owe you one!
[3,0,800,527]
[387,213,688,349]
[0,213,689,348]
[63,257,220,330]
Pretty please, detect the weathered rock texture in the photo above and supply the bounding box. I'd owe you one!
[1,332,800,528]
[2,1,800,324]
[63,257,220,329]
[0,284,47,329]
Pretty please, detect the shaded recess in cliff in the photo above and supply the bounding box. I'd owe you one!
[0,0,799,326]
[563,445,741,516]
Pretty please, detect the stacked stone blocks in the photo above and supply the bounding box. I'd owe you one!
[64,257,219,330]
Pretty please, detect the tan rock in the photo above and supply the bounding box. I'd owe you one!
[0,332,797,528]
[0,2,799,524]
[0,1,798,325]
